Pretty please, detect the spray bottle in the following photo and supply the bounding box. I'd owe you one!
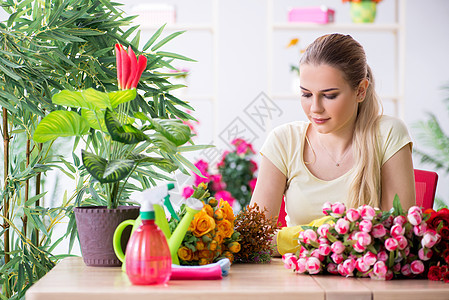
[124,189,172,285]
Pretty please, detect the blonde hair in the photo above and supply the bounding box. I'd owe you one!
[300,34,383,208]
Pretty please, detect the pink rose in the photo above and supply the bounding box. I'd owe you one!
[363,252,377,266]
[373,261,388,278]
[377,250,388,262]
[418,248,433,261]
[386,270,394,281]
[385,238,399,251]
[303,229,318,244]
[401,264,412,276]
[319,244,332,256]
[396,235,408,250]
[403,246,410,256]
[359,205,376,220]
[372,223,387,238]
[331,241,345,254]
[353,241,366,253]
[346,208,360,222]
[359,220,373,233]
[282,254,298,270]
[356,231,372,247]
[390,224,405,237]
[322,202,332,216]
[248,178,257,192]
[335,219,350,234]
[410,260,425,275]
[327,263,339,274]
[339,258,356,277]
[296,258,307,273]
[393,263,402,272]
[214,190,235,207]
[331,252,344,264]
[305,257,321,275]
[355,258,370,273]
[407,211,423,226]
[317,223,331,237]
[393,215,407,226]
[331,202,346,216]
[421,230,440,248]
[318,237,329,244]
[413,223,427,236]
[311,249,324,261]
[408,206,422,216]
[299,246,309,258]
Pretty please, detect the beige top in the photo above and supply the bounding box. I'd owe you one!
[260,115,412,226]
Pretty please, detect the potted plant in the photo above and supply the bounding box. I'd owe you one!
[33,42,206,266]
[342,0,383,23]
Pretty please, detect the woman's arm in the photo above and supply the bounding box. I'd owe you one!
[250,156,287,220]
[380,144,415,211]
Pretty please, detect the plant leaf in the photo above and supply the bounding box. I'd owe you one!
[143,24,166,51]
[52,89,111,110]
[108,89,137,108]
[33,111,90,143]
[105,108,147,144]
[82,150,134,183]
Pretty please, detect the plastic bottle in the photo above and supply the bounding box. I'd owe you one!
[125,193,172,285]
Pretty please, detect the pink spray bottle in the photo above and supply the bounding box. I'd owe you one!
[125,193,172,285]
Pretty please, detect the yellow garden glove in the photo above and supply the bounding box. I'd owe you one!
[276,216,334,255]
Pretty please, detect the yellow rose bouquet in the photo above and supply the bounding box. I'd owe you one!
[170,183,241,265]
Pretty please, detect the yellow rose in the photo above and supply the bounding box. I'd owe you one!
[191,210,216,237]
[202,204,214,217]
[178,246,193,261]
[227,241,241,254]
[198,250,214,261]
[209,240,218,251]
[220,201,235,222]
[217,219,233,238]
[199,258,209,265]
[196,240,205,251]
[223,251,234,264]
[214,208,224,221]
[208,197,218,207]
[213,231,224,244]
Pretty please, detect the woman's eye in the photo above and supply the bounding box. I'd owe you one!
[301,93,312,98]
[324,94,337,99]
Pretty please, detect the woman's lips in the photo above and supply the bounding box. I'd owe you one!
[312,117,330,124]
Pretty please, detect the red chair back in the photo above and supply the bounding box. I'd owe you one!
[277,169,438,227]
[414,169,438,210]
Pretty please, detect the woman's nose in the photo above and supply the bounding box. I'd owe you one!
[310,96,324,113]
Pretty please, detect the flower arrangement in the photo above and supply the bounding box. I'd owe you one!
[172,183,241,265]
[183,138,258,209]
[283,196,447,281]
[234,203,280,263]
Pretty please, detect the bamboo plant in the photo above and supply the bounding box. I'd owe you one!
[0,0,205,298]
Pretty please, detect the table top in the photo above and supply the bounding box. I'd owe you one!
[26,257,449,300]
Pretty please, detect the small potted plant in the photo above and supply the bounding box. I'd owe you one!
[342,0,383,23]
[33,42,206,266]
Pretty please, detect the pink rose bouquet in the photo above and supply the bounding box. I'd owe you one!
[283,196,446,281]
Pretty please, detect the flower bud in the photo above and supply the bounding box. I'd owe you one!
[319,244,332,256]
[401,264,412,276]
[305,257,321,275]
[331,252,344,264]
[335,219,350,234]
[421,230,439,248]
[396,235,408,250]
[331,241,345,254]
[340,258,356,277]
[317,223,331,237]
[303,229,318,244]
[228,241,241,253]
[331,202,346,216]
[353,241,366,253]
[327,263,339,274]
[372,223,387,238]
[296,258,307,273]
[418,248,433,261]
[377,250,388,262]
[359,205,376,220]
[408,206,422,216]
[385,238,399,251]
[393,215,407,226]
[359,220,373,233]
[407,211,422,226]
[363,252,377,266]
[356,231,372,247]
[413,223,427,236]
[322,202,332,216]
[410,260,425,274]
[346,208,360,222]
[373,261,388,278]
[283,253,298,270]
[382,215,394,228]
[390,224,405,237]
[355,257,370,273]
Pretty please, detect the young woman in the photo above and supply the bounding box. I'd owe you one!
[250,34,415,255]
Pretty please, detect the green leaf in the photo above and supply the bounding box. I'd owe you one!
[105,108,147,144]
[82,150,135,184]
[177,144,214,152]
[143,24,166,51]
[151,31,186,51]
[128,154,177,173]
[81,109,106,131]
[52,89,111,110]
[387,250,395,268]
[33,111,90,143]
[25,192,47,206]
[392,194,403,216]
[108,89,137,108]
[155,51,196,62]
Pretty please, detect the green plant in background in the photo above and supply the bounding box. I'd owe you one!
[414,85,449,209]
[0,0,205,298]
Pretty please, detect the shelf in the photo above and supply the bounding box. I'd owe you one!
[272,22,400,32]
[138,23,214,32]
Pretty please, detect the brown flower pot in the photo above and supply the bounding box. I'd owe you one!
[74,206,140,267]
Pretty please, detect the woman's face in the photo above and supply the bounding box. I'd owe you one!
[299,63,364,135]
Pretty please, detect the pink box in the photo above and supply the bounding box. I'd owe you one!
[288,6,335,24]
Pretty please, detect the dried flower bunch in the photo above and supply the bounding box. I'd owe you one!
[172,183,241,265]
[234,203,279,263]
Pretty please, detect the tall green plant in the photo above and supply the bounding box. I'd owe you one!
[0,0,204,298]
[414,85,449,208]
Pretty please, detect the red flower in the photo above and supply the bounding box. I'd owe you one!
[440,226,449,240]
[115,44,147,90]
[249,178,257,192]
[428,266,441,281]
[443,271,449,283]
[427,208,449,230]
[182,186,194,199]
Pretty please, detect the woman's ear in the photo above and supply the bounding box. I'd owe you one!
[356,79,369,102]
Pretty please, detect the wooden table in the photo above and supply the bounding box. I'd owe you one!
[26,257,449,300]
